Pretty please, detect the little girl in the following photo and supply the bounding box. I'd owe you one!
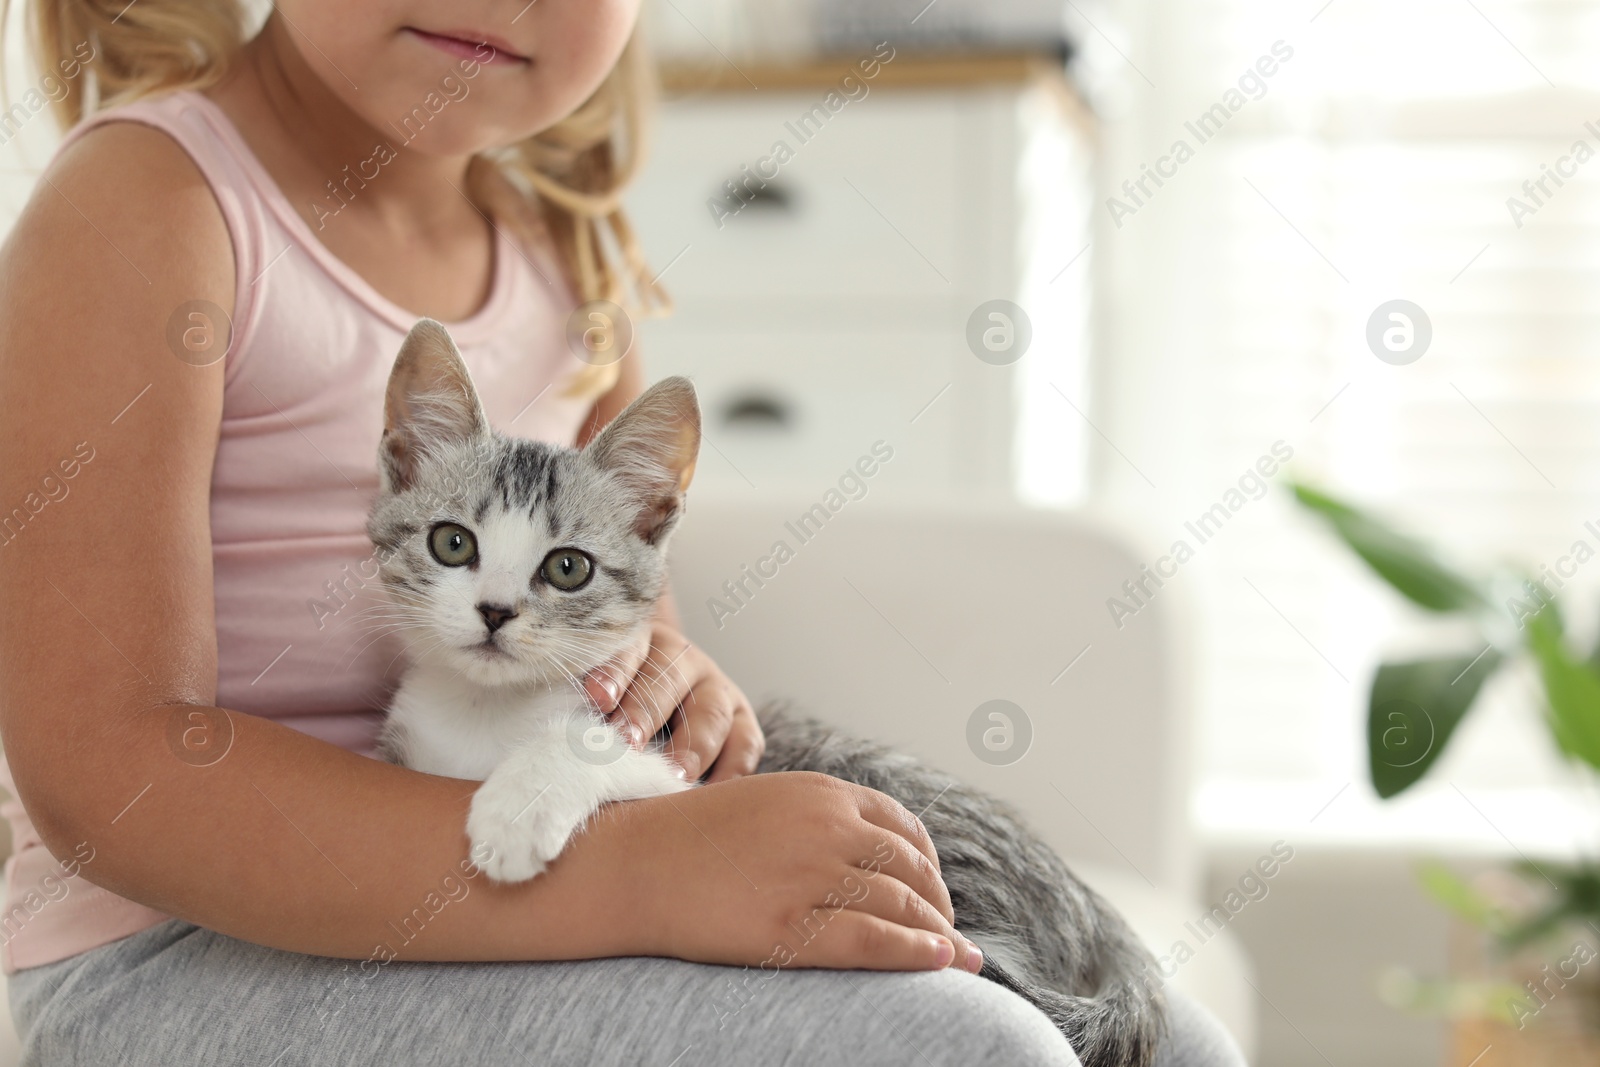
[0,2,1240,1064]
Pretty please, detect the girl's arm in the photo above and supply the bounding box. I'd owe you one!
[0,125,973,973]
[575,355,768,782]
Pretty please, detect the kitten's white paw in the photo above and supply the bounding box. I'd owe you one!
[470,835,546,884]
[464,745,693,883]
[466,784,582,884]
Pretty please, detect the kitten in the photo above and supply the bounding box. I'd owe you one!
[368,320,1167,1067]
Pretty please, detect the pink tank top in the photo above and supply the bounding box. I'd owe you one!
[0,91,596,973]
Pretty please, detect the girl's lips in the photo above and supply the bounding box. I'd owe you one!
[404,27,530,66]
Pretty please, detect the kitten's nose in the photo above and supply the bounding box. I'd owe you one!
[476,602,517,634]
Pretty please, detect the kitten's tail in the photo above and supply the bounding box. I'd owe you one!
[980,932,1165,1067]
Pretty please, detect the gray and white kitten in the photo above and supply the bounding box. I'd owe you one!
[367,320,1167,1067]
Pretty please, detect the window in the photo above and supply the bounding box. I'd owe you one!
[1087,0,1600,848]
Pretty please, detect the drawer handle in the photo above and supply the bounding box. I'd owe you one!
[718,180,796,215]
[721,393,794,431]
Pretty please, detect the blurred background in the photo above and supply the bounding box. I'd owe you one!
[7,0,1600,1063]
[620,1,1600,1063]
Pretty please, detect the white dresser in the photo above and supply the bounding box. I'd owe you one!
[626,56,1097,507]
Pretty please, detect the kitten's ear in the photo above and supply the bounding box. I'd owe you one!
[585,376,701,544]
[380,319,491,493]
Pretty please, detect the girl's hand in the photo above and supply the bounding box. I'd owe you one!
[582,622,764,783]
[581,771,984,974]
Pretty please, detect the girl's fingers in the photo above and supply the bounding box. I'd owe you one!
[844,810,981,974]
[704,703,765,783]
[851,787,943,876]
[852,827,954,926]
[584,635,648,716]
[786,911,957,973]
[663,680,741,781]
[613,638,697,743]
[837,870,979,972]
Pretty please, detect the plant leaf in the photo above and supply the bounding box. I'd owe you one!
[1369,649,1503,798]
[1588,604,1600,674]
[1415,861,1505,933]
[1525,610,1600,772]
[1292,483,1488,613]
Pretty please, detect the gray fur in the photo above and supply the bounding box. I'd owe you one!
[368,320,1166,1066]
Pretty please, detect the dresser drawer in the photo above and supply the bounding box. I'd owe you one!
[629,92,981,303]
[638,327,980,497]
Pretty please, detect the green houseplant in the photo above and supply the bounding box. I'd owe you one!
[1291,484,1600,1035]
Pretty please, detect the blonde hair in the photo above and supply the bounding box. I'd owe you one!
[5,0,666,397]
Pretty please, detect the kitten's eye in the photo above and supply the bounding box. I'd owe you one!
[428,523,478,567]
[541,548,593,591]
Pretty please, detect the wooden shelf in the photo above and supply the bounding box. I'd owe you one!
[658,51,1067,95]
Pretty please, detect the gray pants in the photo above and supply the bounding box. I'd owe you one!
[9,920,1246,1065]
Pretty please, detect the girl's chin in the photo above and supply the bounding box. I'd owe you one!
[376,117,549,159]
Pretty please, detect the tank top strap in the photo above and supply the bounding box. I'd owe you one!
[55,91,268,385]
